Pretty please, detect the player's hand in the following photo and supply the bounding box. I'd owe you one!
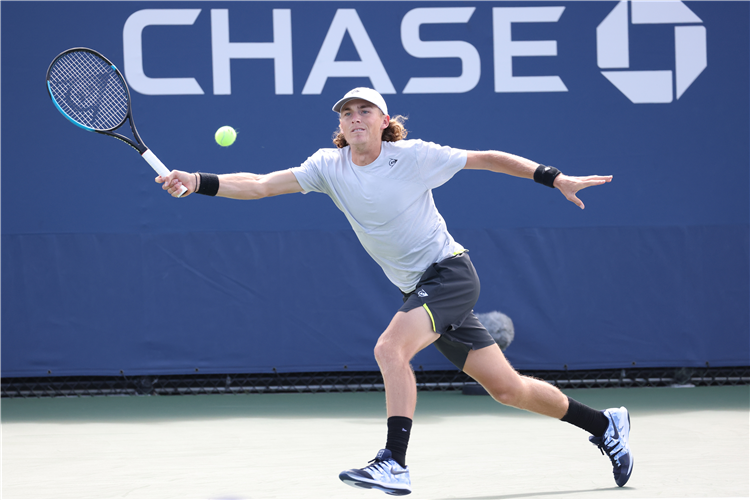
[553,174,612,209]
[156,170,195,198]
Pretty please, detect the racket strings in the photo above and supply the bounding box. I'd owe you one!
[48,51,128,130]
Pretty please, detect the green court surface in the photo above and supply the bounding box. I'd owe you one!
[2,385,748,499]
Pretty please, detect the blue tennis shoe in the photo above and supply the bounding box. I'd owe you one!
[339,449,411,496]
[590,406,633,487]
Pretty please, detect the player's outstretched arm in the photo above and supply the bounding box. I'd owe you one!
[157,169,303,199]
[464,150,611,210]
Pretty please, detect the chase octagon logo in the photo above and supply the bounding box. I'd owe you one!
[597,0,707,103]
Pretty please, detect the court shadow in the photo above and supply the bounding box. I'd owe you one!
[432,486,632,500]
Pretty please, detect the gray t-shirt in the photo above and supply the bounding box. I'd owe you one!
[290,139,468,292]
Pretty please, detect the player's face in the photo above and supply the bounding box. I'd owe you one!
[339,99,389,147]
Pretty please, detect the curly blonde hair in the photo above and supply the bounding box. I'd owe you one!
[332,115,408,148]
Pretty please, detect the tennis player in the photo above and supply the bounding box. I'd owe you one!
[158,87,633,495]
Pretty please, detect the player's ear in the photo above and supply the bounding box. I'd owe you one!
[381,114,390,130]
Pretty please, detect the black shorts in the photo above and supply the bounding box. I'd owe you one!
[399,252,495,370]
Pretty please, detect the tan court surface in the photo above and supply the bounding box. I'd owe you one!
[2,385,748,499]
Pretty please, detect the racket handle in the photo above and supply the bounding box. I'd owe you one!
[142,149,188,198]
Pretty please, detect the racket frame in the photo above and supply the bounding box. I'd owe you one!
[46,47,147,154]
[46,47,186,195]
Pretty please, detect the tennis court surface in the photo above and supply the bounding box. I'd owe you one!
[2,385,748,499]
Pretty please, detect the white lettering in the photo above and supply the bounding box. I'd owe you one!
[401,8,481,94]
[211,9,293,95]
[122,9,204,95]
[120,6,592,98]
[492,7,568,93]
[302,9,395,95]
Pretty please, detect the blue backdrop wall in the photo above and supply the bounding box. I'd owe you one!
[2,1,748,377]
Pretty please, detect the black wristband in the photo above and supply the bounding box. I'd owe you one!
[196,173,220,196]
[533,164,561,188]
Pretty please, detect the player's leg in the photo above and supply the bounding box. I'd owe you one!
[343,253,476,487]
[462,342,568,417]
[462,343,633,487]
[374,307,440,418]
[339,307,437,496]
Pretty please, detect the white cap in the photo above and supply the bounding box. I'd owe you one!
[332,87,388,116]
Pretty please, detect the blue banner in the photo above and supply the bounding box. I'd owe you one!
[2,1,748,376]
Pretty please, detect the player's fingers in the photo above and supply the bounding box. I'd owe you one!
[579,179,607,190]
[570,176,612,193]
[170,184,184,197]
[568,193,585,209]
[583,175,612,184]
[159,173,180,190]
[559,184,585,209]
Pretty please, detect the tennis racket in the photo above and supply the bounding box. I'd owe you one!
[46,47,187,197]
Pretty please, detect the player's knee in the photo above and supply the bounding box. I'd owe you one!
[374,336,408,368]
[373,339,395,366]
[484,377,524,407]
[490,387,522,407]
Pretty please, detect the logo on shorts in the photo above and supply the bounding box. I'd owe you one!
[417,289,428,298]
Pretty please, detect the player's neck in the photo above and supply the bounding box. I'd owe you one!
[349,140,382,167]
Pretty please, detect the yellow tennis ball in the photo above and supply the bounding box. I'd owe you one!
[215,126,237,147]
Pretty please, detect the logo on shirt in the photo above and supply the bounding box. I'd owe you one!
[417,289,428,298]
[389,158,398,167]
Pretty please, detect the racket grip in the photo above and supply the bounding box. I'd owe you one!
[142,149,188,198]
